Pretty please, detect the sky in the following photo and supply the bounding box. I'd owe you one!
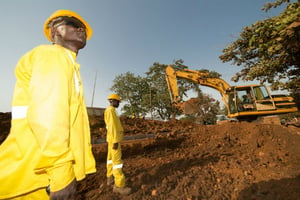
[0,0,285,112]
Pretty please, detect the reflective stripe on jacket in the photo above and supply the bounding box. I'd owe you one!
[0,44,96,198]
[104,105,124,143]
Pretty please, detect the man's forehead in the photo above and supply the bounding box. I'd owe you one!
[48,16,85,28]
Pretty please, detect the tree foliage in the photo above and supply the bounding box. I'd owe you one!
[143,62,171,120]
[110,72,149,116]
[219,0,300,94]
[145,60,192,120]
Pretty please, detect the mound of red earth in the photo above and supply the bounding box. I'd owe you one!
[1,112,300,200]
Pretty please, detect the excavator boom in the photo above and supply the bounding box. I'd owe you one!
[166,65,231,114]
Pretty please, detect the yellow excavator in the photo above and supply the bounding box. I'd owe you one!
[165,66,298,121]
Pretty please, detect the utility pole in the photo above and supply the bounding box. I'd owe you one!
[91,71,97,107]
[149,83,152,120]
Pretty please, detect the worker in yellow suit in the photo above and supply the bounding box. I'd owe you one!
[104,94,132,195]
[0,10,96,199]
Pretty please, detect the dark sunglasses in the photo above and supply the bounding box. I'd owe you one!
[52,17,86,29]
[63,19,85,29]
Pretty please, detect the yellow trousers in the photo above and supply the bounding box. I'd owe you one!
[106,142,126,188]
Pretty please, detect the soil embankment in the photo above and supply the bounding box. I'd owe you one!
[1,113,299,200]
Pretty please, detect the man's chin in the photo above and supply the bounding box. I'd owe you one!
[77,40,87,49]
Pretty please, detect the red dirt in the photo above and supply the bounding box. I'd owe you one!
[1,112,300,200]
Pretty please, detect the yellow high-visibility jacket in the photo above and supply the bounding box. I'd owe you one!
[104,106,124,143]
[0,44,96,199]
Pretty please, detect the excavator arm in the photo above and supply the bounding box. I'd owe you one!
[165,65,232,114]
[165,66,180,103]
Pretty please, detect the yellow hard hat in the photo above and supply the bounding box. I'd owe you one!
[108,94,121,101]
[44,9,92,42]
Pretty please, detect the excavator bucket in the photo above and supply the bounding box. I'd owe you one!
[178,98,200,115]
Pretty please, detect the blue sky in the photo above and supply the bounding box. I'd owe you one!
[0,0,285,112]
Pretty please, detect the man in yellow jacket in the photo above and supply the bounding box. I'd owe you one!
[0,10,96,199]
[104,94,131,195]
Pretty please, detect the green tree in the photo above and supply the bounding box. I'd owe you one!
[145,60,201,120]
[110,72,148,117]
[198,94,221,125]
[219,0,300,107]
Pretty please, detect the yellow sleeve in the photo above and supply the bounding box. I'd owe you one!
[26,47,74,178]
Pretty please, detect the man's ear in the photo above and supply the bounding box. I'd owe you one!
[51,27,61,40]
[50,28,56,40]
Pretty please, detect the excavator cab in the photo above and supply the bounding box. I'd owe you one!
[229,86,271,112]
[227,85,296,119]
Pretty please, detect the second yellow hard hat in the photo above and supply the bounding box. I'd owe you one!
[108,94,121,101]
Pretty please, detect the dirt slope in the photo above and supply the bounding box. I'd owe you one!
[1,113,300,200]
